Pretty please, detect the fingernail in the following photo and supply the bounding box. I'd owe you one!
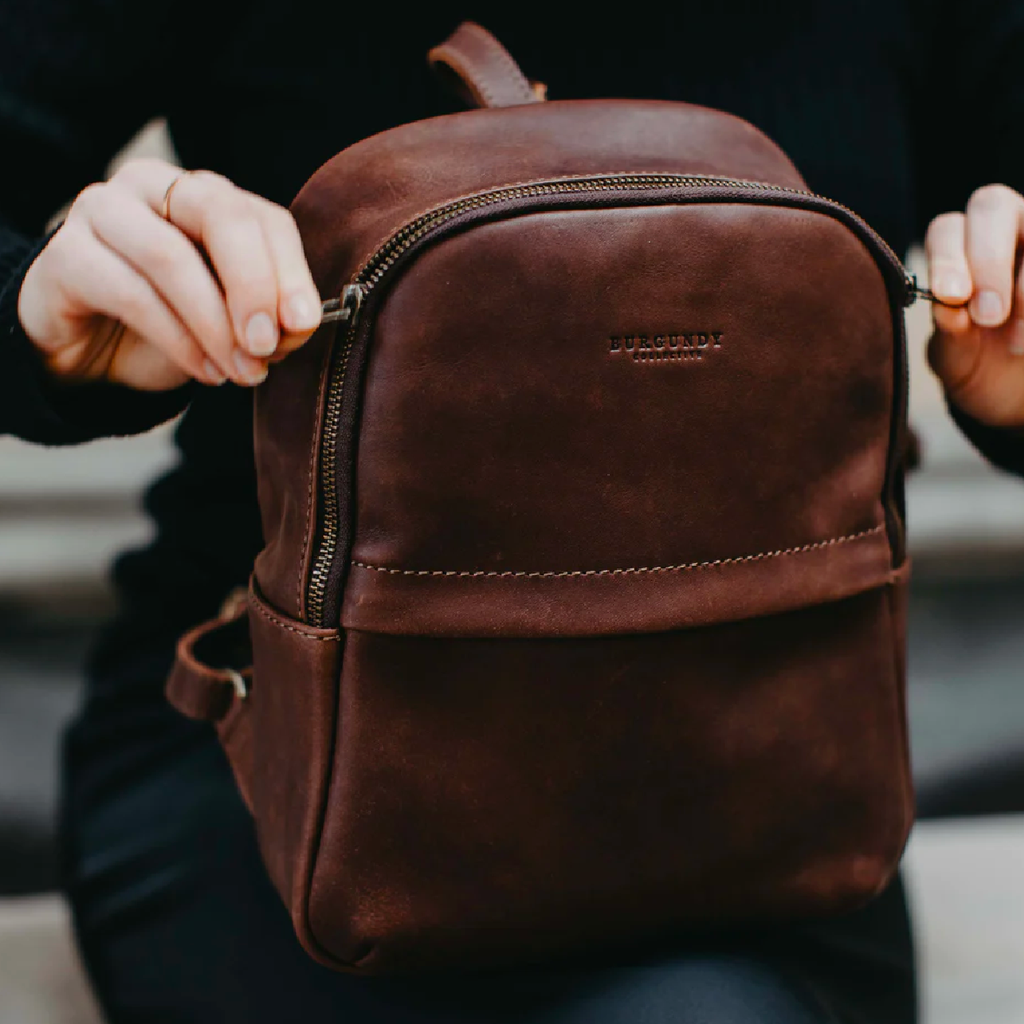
[972,289,1004,325]
[245,311,278,356]
[202,359,227,385]
[233,349,269,385]
[934,272,969,301]
[285,292,320,331]
[1011,333,1024,356]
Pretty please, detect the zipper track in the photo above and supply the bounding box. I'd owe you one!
[305,173,913,626]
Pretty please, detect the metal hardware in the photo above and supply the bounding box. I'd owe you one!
[321,284,366,324]
[307,286,365,624]
[218,585,248,621]
[223,668,249,701]
[904,272,969,310]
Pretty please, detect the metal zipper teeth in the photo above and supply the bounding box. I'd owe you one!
[351,175,913,293]
[305,173,912,626]
[305,314,354,624]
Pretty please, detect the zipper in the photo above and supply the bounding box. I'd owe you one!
[305,284,364,625]
[903,274,968,309]
[306,172,917,627]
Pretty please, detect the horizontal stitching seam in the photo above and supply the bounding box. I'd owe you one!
[248,593,342,641]
[351,524,885,579]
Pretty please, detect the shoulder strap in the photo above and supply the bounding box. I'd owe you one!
[428,21,546,109]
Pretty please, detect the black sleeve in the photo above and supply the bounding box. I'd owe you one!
[0,0,238,444]
[947,401,1024,478]
[912,0,1024,226]
[911,0,1024,477]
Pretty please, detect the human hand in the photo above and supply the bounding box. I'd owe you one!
[17,158,322,391]
[926,183,1024,427]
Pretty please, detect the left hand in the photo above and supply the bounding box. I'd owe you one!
[926,183,1024,428]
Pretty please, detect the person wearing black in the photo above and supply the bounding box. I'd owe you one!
[3,4,1024,1022]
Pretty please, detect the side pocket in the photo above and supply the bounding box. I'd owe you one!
[246,577,343,961]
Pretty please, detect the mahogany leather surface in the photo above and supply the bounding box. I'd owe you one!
[344,203,894,637]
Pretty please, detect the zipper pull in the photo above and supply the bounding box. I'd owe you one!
[903,271,968,310]
[321,283,366,324]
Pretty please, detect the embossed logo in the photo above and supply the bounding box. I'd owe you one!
[608,333,723,364]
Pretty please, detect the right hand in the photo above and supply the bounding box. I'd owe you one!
[17,157,323,391]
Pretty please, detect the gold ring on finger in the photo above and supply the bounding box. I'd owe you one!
[160,171,189,221]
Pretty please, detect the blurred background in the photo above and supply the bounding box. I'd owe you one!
[1,122,1023,1024]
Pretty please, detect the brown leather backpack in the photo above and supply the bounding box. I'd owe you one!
[168,22,916,974]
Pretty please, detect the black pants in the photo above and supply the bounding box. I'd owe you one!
[61,646,917,1024]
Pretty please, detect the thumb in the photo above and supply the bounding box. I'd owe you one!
[926,306,981,399]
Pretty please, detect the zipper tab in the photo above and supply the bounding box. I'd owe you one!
[903,271,921,307]
[903,271,967,310]
[321,284,366,324]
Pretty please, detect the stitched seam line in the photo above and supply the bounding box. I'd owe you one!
[471,50,499,108]
[351,525,885,579]
[249,591,341,641]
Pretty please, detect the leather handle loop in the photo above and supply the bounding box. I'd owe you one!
[428,22,545,109]
[166,599,253,723]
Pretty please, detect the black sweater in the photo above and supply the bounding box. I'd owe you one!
[2,1,1024,681]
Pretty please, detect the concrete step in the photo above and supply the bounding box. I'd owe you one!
[0,895,102,1024]
[905,817,1024,1024]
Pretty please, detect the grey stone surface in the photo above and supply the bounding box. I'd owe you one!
[0,895,102,1024]
[905,818,1024,1024]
